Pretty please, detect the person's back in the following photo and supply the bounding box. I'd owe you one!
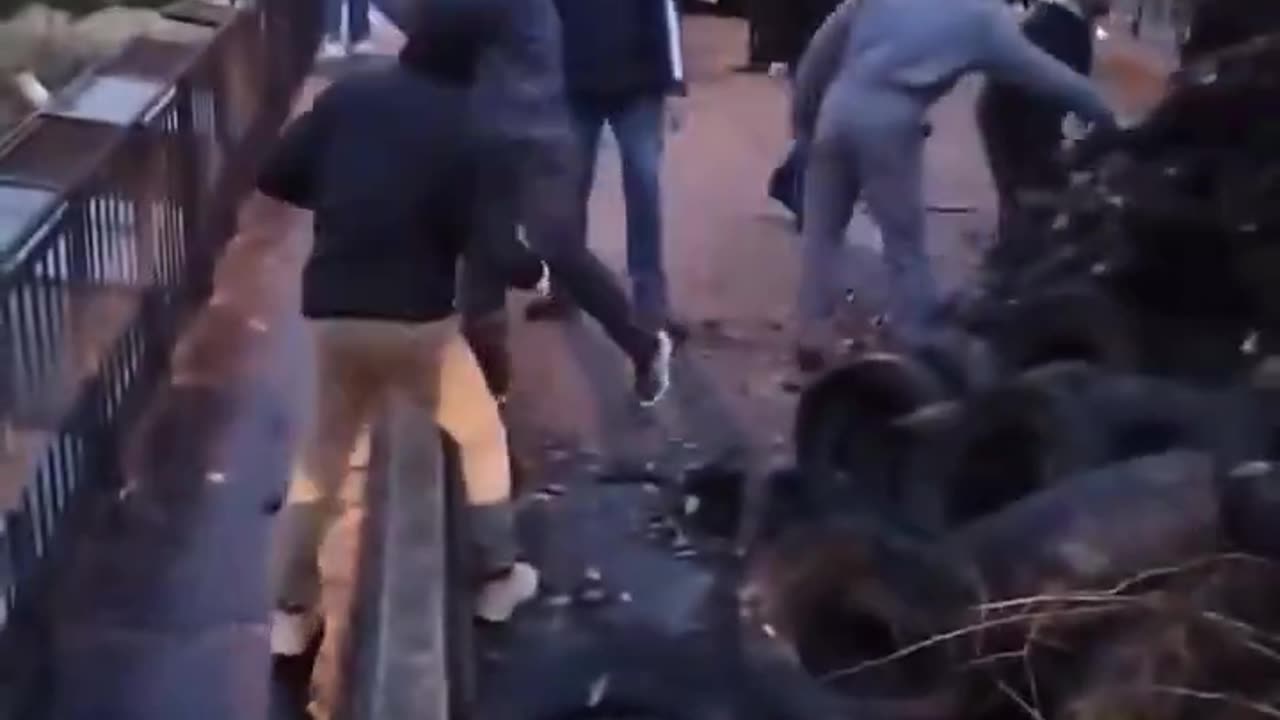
[838,0,997,101]
[272,65,482,321]
[823,0,1111,129]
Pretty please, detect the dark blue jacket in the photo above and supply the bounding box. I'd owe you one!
[256,65,543,322]
[554,0,685,98]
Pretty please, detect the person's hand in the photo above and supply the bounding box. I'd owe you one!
[666,96,687,134]
[1062,120,1124,169]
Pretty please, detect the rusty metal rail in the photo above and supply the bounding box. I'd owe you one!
[0,0,320,713]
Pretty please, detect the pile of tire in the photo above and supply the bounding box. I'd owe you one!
[757,31,1280,709]
[964,30,1280,384]
[771,319,1280,716]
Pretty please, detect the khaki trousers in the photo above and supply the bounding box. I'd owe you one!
[273,317,514,610]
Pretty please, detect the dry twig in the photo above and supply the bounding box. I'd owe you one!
[820,605,1128,683]
[1142,685,1280,719]
[996,677,1048,720]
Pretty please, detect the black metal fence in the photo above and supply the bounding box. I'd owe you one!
[0,0,320,706]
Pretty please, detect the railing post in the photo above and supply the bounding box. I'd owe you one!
[0,0,326,714]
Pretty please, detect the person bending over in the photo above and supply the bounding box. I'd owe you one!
[792,0,1116,367]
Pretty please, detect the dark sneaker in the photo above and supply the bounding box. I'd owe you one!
[524,297,579,322]
[635,331,674,407]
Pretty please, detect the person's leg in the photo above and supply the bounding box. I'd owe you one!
[347,0,372,46]
[611,94,670,332]
[460,145,525,399]
[319,0,345,53]
[271,320,384,655]
[853,124,938,342]
[516,139,672,404]
[795,132,859,367]
[403,319,536,622]
[526,97,606,320]
[461,311,512,402]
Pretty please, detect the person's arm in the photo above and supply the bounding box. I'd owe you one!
[979,6,1116,130]
[255,90,336,209]
[665,0,686,94]
[791,0,859,140]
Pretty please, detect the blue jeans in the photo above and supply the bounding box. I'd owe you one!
[324,0,369,44]
[569,93,670,330]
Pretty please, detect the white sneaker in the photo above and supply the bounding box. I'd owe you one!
[270,608,321,657]
[317,39,346,60]
[635,330,673,407]
[349,38,378,55]
[475,562,539,623]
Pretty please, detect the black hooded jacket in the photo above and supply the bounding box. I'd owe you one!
[554,0,685,98]
[256,0,543,322]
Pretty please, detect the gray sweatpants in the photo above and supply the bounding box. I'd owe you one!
[798,86,940,345]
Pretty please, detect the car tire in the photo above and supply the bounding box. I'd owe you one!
[988,288,1140,373]
[793,353,949,514]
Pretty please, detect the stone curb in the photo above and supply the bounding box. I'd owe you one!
[338,401,456,720]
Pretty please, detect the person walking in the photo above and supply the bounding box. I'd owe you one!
[461,0,674,407]
[791,0,1117,368]
[532,0,685,336]
[978,0,1112,280]
[261,0,549,660]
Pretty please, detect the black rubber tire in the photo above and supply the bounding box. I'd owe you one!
[793,353,949,510]
[905,329,1001,396]
[1218,386,1280,467]
[1216,387,1280,558]
[743,518,973,710]
[987,287,1140,374]
[902,368,1103,533]
[1068,374,1235,467]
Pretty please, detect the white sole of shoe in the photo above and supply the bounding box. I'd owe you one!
[639,331,674,408]
[475,562,539,623]
[270,610,319,657]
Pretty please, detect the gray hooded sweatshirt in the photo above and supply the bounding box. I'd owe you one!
[794,0,1115,140]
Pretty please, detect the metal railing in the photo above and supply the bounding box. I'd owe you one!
[0,0,320,710]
